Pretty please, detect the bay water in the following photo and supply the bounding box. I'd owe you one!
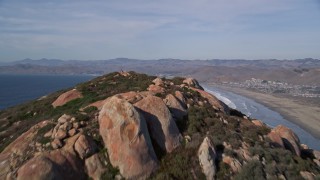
[0,74,94,110]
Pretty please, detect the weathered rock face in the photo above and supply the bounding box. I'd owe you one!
[51,138,62,149]
[147,84,165,94]
[74,134,97,159]
[87,91,153,110]
[251,120,265,127]
[300,171,315,180]
[183,78,204,90]
[273,125,301,156]
[14,129,97,180]
[191,87,229,113]
[0,121,51,180]
[152,77,164,86]
[135,95,182,153]
[2,120,50,155]
[163,94,187,121]
[198,137,216,180]
[17,155,60,180]
[17,150,86,180]
[115,91,147,104]
[85,154,106,180]
[175,91,187,108]
[268,130,285,148]
[57,114,72,124]
[312,150,320,160]
[99,96,158,179]
[222,155,242,173]
[52,89,83,107]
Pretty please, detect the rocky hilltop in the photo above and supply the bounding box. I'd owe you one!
[0,72,319,180]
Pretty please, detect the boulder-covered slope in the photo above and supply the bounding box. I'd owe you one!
[0,71,319,180]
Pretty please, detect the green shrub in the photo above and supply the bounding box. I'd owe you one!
[150,148,205,180]
[170,77,185,85]
[216,162,231,179]
[234,160,266,180]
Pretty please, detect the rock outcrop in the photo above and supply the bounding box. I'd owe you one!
[183,77,204,90]
[251,119,265,127]
[272,125,301,156]
[0,121,51,180]
[268,130,285,148]
[222,155,242,173]
[135,95,182,153]
[300,171,315,180]
[147,84,165,94]
[175,91,187,107]
[74,134,97,159]
[52,89,83,107]
[17,149,86,180]
[163,94,187,120]
[152,77,164,86]
[198,137,216,180]
[99,96,158,179]
[191,87,229,113]
[2,120,50,155]
[85,154,106,180]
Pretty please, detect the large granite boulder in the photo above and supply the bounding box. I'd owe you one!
[135,95,182,153]
[222,155,242,173]
[0,121,51,180]
[198,137,216,180]
[17,150,85,180]
[152,77,164,86]
[74,134,97,159]
[183,78,204,90]
[175,91,187,108]
[251,119,266,127]
[191,87,229,113]
[163,94,187,120]
[147,84,165,94]
[272,125,301,156]
[85,154,106,180]
[268,130,285,148]
[52,89,82,107]
[99,96,158,179]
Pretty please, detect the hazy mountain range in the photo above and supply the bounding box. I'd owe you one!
[1,58,320,85]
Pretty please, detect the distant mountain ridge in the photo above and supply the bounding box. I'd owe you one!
[3,58,320,68]
[1,58,320,85]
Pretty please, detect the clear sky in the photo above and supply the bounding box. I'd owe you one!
[0,0,320,61]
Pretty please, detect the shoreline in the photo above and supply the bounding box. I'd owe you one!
[211,85,320,140]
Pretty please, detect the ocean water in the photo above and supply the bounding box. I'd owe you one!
[0,74,94,110]
[203,85,320,150]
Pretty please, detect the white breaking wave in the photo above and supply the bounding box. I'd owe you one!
[204,88,237,109]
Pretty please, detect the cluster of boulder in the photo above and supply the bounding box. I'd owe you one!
[97,77,197,179]
[252,120,320,179]
[49,114,82,149]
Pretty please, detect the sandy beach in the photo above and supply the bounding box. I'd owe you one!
[214,85,320,139]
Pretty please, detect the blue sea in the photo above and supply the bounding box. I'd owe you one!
[0,74,94,110]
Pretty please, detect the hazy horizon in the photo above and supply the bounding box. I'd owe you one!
[2,57,320,63]
[1,0,320,61]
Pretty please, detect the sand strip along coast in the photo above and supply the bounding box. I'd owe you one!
[213,85,320,140]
